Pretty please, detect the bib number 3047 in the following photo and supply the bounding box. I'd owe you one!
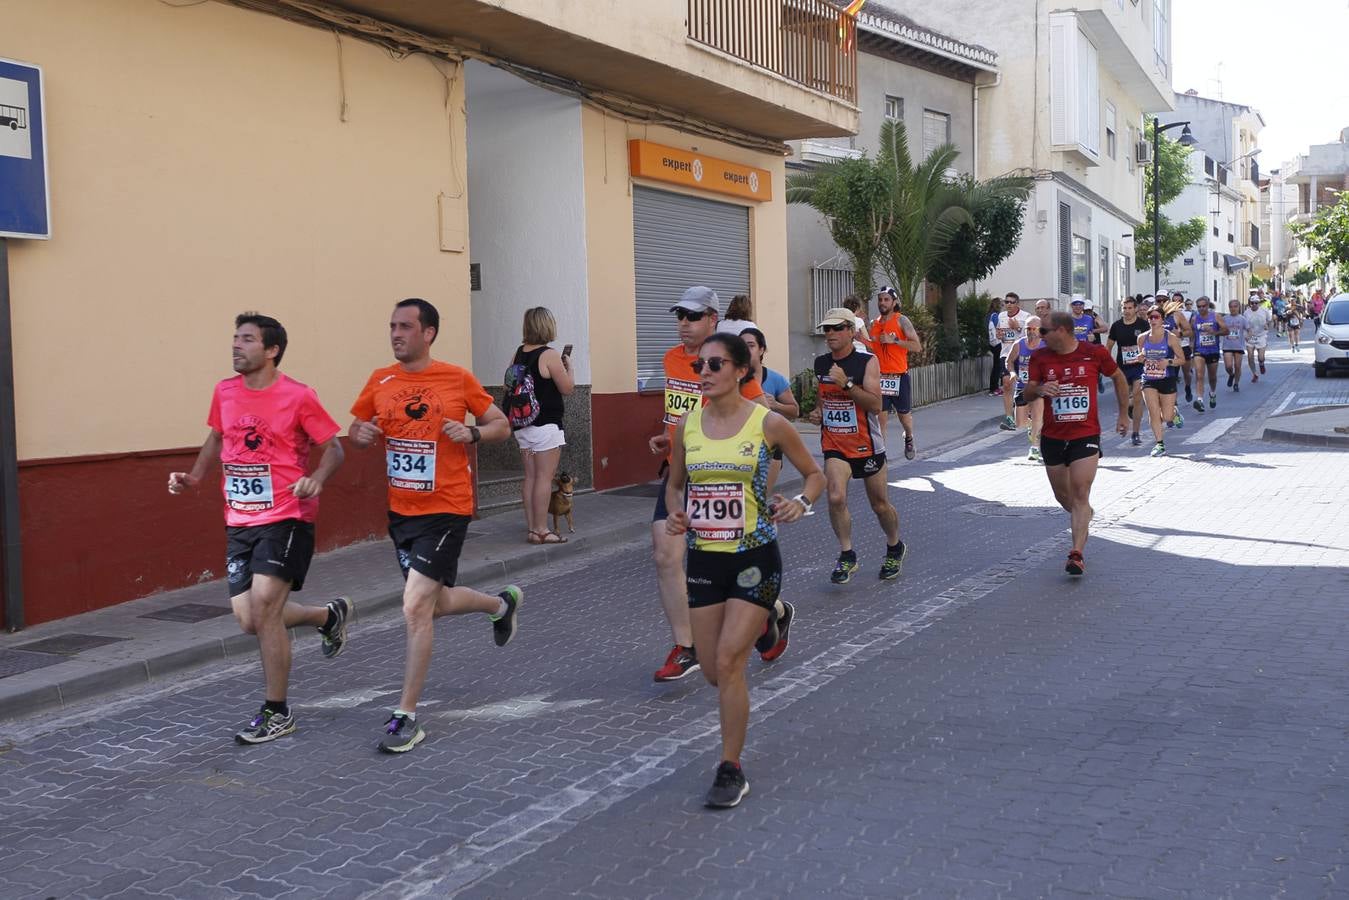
[387,438,436,492]
[224,463,274,512]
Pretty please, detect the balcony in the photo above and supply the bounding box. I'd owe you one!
[318,0,857,140]
[1069,0,1173,111]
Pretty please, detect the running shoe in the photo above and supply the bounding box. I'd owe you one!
[1259,361,1266,374]
[490,585,522,647]
[1065,550,1085,577]
[1185,385,1193,403]
[999,415,1016,431]
[704,761,749,809]
[234,706,296,745]
[1226,372,1235,388]
[1027,446,1042,463]
[754,611,780,656]
[830,554,859,584]
[878,543,907,581]
[1251,373,1259,383]
[378,713,424,754]
[1171,410,1184,429]
[1150,441,1166,458]
[1233,383,1239,393]
[759,601,794,663]
[317,597,353,659]
[904,435,916,460]
[654,645,699,682]
[1208,393,1216,409]
[1131,433,1141,447]
[1192,399,1204,413]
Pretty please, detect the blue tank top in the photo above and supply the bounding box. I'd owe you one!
[1141,332,1174,382]
[1015,337,1033,383]
[1192,312,1220,352]
[1072,314,1094,341]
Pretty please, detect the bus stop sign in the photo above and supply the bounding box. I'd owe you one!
[0,58,49,240]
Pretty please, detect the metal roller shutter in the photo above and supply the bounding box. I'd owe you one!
[633,186,750,390]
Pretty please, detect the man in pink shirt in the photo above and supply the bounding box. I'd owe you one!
[169,313,347,744]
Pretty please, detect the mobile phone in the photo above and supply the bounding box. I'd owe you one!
[562,344,573,359]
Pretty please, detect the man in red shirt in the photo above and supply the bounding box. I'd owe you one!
[168,313,347,745]
[1023,311,1129,577]
[349,298,521,754]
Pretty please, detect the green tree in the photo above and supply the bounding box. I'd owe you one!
[785,154,893,304]
[1291,191,1349,278]
[1135,121,1205,273]
[1290,268,1317,288]
[926,174,1033,359]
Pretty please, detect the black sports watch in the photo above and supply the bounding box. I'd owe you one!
[843,378,855,391]
[468,425,481,443]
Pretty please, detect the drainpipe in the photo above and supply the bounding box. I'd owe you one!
[972,72,1002,181]
[0,239,22,631]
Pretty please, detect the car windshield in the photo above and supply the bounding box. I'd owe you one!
[1325,300,1349,326]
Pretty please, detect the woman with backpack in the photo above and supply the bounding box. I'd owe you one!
[504,307,574,544]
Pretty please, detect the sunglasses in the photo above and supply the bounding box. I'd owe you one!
[1003,300,1018,305]
[675,309,707,322]
[1148,314,1163,320]
[821,322,851,333]
[690,356,730,374]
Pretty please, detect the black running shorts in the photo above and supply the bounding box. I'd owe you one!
[225,519,315,598]
[1040,435,1102,467]
[823,450,887,480]
[687,542,782,611]
[388,512,469,586]
[880,372,912,415]
[1122,364,1144,385]
[1182,346,1195,360]
[1144,377,1178,395]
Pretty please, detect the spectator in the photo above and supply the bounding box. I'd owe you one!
[504,307,574,544]
[842,294,872,353]
[717,293,759,335]
[986,294,1004,396]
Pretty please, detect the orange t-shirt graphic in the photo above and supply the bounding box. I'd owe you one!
[351,361,494,517]
[661,344,764,457]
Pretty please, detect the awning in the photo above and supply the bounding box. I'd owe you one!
[1224,254,1250,272]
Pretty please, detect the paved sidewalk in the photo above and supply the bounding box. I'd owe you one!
[0,387,1003,721]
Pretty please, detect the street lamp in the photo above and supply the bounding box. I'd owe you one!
[1153,118,1200,295]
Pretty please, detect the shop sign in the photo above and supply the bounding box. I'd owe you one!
[627,140,771,202]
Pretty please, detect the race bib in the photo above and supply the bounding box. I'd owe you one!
[687,483,746,542]
[386,437,436,492]
[822,397,859,433]
[1143,356,1169,379]
[879,374,901,397]
[1050,384,1091,422]
[224,463,274,512]
[1198,331,1218,347]
[1121,346,1143,365]
[663,377,701,426]
[997,327,1017,342]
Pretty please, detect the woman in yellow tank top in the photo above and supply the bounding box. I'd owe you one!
[664,333,825,808]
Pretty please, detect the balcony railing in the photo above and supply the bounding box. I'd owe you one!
[688,0,859,105]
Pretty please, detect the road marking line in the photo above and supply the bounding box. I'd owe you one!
[928,429,1018,463]
[308,688,399,709]
[439,695,599,723]
[1272,392,1295,416]
[888,477,935,491]
[1183,417,1240,445]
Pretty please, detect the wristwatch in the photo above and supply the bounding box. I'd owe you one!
[843,378,855,391]
[468,425,481,443]
[793,493,814,514]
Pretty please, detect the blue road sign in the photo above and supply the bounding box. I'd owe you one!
[0,57,49,239]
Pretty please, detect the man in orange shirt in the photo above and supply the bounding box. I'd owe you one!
[647,286,765,682]
[866,286,923,460]
[349,298,522,754]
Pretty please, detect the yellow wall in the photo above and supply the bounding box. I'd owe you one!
[2,0,470,458]
[580,108,788,395]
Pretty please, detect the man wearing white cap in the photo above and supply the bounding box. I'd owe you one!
[647,286,765,683]
[809,308,905,584]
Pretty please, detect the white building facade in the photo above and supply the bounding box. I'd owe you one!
[1139,151,1244,303]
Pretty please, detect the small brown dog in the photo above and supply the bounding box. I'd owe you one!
[549,472,575,534]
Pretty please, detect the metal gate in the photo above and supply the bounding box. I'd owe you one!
[633,187,750,390]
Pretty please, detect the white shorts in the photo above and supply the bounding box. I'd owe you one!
[514,423,566,452]
[1246,334,1267,350]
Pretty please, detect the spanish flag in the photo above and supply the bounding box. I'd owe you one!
[839,0,865,51]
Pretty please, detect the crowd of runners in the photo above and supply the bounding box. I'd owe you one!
[163,281,1305,810]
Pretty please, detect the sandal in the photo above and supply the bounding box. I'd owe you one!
[538,531,568,544]
[527,531,545,545]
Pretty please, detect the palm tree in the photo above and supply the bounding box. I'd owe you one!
[785,154,894,304]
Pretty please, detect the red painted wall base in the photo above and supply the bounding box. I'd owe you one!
[590,391,665,491]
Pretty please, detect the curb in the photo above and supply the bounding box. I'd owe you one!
[0,514,656,723]
[1260,427,1349,448]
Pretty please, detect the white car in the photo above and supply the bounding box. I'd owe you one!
[1313,294,1349,377]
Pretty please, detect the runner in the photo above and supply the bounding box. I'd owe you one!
[1005,316,1045,462]
[1272,292,1288,336]
[1244,295,1273,381]
[995,293,1031,430]
[1169,292,1197,404]
[648,287,766,682]
[1105,296,1151,446]
[168,313,349,745]
[867,286,923,460]
[349,298,522,754]
[664,332,825,808]
[1188,296,1227,412]
[1287,301,1304,352]
[1138,307,1187,457]
[809,307,906,583]
[1021,312,1129,575]
[1221,299,1248,391]
[740,327,800,496]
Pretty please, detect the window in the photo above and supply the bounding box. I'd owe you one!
[1116,253,1130,304]
[1098,242,1110,308]
[1127,125,1138,172]
[1058,202,1073,294]
[884,95,903,122]
[1154,0,1170,72]
[1105,103,1117,160]
[922,109,950,155]
[1072,235,1091,298]
[1049,14,1099,157]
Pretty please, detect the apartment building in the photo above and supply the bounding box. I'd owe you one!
[1283,126,1349,285]
[1139,150,1245,304]
[0,0,858,625]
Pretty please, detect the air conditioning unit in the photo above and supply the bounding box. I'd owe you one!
[1135,141,1153,165]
